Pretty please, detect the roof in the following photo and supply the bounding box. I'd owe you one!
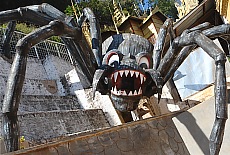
[118,8,167,30]
[118,15,144,30]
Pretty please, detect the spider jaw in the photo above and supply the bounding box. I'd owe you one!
[110,93,142,112]
[106,69,147,112]
[110,69,146,97]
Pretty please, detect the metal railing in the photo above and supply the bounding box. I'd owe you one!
[0,28,74,64]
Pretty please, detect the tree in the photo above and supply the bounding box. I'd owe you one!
[146,0,178,20]
[116,0,140,17]
[65,0,143,28]
[65,0,114,27]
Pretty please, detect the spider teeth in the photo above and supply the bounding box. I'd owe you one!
[125,70,129,77]
[114,86,117,93]
[113,72,118,82]
[138,87,142,94]
[140,74,144,84]
[130,70,134,77]
[135,72,139,78]
[119,70,124,77]
[111,88,143,96]
[128,91,133,96]
[111,70,145,96]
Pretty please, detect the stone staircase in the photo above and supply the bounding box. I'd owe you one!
[0,55,113,153]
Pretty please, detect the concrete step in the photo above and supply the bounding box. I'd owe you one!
[19,110,110,145]
[0,95,82,114]
[18,95,82,113]
[1,110,190,155]
[1,109,110,152]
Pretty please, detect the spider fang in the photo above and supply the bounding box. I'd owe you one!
[110,70,146,96]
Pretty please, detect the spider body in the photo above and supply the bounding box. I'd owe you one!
[0,4,229,155]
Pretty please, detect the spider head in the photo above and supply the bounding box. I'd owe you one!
[92,33,161,112]
[93,50,158,112]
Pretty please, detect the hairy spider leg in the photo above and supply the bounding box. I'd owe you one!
[1,21,16,59]
[157,23,230,155]
[152,18,181,102]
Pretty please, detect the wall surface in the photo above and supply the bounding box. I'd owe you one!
[18,109,110,146]
[3,113,190,155]
[0,57,52,96]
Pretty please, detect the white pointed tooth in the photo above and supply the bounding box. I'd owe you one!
[119,70,124,77]
[140,74,144,84]
[114,86,117,94]
[144,76,146,82]
[135,72,139,78]
[111,87,114,92]
[130,70,134,77]
[114,72,118,82]
[134,90,138,95]
[125,70,129,77]
[138,87,142,94]
[123,90,127,95]
[128,91,133,96]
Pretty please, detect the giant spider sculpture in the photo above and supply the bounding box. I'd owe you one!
[0,3,229,155]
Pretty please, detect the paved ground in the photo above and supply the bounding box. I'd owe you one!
[173,96,230,155]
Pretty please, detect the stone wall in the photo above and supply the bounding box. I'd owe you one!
[0,55,76,97]
[18,110,110,146]
[0,76,60,97]
[0,95,82,136]
[0,56,58,96]
[0,57,48,79]
[4,113,189,155]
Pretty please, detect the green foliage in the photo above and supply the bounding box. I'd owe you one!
[15,23,36,34]
[1,23,61,42]
[65,0,114,26]
[227,56,230,62]
[147,0,178,20]
[116,0,140,16]
[157,0,178,20]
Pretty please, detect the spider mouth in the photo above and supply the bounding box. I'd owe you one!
[110,69,146,96]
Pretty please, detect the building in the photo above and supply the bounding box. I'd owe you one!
[175,0,200,19]
[111,2,167,45]
[216,0,230,23]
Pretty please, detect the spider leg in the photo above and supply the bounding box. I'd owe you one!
[184,30,229,155]
[153,18,174,69]
[78,8,102,66]
[164,23,230,83]
[0,4,102,84]
[1,21,16,59]
[2,20,81,152]
[158,25,229,155]
[150,19,182,102]
[0,3,73,25]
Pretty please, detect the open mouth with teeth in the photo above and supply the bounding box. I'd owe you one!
[110,69,146,96]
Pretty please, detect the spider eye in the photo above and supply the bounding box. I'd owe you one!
[138,56,150,69]
[108,54,120,67]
